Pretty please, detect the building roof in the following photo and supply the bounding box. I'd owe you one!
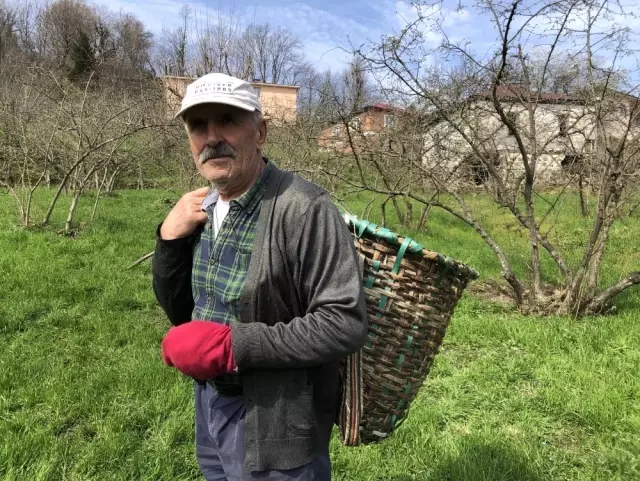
[160,75,299,89]
[471,84,579,104]
[361,103,398,112]
[250,81,299,89]
[318,104,400,130]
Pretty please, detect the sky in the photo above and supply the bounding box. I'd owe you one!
[92,0,640,85]
[92,0,482,72]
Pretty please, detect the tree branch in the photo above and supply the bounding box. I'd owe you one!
[586,271,640,314]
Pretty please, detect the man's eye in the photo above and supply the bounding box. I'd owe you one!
[189,120,206,131]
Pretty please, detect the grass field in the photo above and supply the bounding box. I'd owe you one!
[1,188,639,481]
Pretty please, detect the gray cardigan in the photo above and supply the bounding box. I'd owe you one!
[152,162,368,472]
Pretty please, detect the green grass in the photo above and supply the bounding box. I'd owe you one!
[0,188,639,480]
[340,188,640,306]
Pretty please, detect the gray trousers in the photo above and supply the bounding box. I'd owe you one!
[194,381,331,480]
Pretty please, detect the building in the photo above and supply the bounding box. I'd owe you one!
[160,76,300,123]
[421,85,640,187]
[317,104,400,153]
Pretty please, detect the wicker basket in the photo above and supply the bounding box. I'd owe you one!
[338,214,479,446]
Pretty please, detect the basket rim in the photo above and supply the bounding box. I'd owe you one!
[343,213,479,281]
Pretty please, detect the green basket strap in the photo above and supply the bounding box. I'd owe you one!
[392,237,412,274]
[364,260,380,289]
[346,215,424,254]
[344,212,479,281]
[387,237,418,430]
[435,254,454,286]
[369,236,417,430]
[356,220,372,238]
[367,236,412,351]
[364,260,381,349]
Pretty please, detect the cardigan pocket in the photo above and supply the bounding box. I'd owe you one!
[286,376,316,436]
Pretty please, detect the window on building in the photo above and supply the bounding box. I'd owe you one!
[332,125,341,138]
[433,132,442,156]
[584,139,595,153]
[384,114,395,128]
[561,154,584,175]
[463,151,499,185]
[253,86,261,97]
[557,113,568,137]
[349,117,361,131]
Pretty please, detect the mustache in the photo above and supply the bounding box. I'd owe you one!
[199,143,237,163]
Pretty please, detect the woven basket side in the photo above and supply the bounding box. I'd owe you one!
[352,232,471,443]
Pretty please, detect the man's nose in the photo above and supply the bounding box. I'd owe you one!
[204,120,222,144]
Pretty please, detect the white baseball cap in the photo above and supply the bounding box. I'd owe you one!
[174,72,262,119]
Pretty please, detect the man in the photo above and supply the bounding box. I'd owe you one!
[151,72,368,481]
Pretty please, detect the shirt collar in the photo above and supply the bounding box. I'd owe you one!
[201,157,272,215]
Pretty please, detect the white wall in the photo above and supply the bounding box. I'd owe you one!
[421,100,606,188]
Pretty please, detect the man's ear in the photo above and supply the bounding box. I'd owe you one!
[256,118,267,149]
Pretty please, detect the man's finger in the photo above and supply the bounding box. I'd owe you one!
[194,211,208,223]
[191,196,208,207]
[190,186,211,197]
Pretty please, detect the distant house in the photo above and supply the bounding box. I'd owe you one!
[161,75,300,123]
[422,85,640,187]
[317,104,401,153]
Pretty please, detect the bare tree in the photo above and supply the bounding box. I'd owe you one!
[0,59,165,230]
[36,0,95,70]
[191,6,245,77]
[239,22,305,84]
[0,72,52,226]
[0,0,18,59]
[157,4,191,77]
[10,0,37,57]
[268,26,304,84]
[104,13,149,73]
[318,0,640,316]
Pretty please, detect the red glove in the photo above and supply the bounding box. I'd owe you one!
[161,320,237,379]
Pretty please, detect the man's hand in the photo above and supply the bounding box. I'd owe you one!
[161,320,237,380]
[160,186,210,240]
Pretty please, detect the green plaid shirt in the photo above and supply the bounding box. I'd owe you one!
[191,161,272,324]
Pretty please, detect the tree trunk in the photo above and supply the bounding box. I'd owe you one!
[584,218,613,300]
[137,162,144,190]
[418,203,431,231]
[390,196,404,223]
[106,167,121,193]
[403,198,413,226]
[524,180,542,299]
[64,190,81,235]
[91,168,109,222]
[43,179,67,226]
[564,155,616,312]
[42,158,85,225]
[579,175,588,217]
[24,190,33,228]
[9,189,27,226]
[381,199,388,227]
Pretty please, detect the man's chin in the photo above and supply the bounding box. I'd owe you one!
[199,165,229,184]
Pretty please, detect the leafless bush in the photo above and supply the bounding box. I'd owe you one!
[302,0,640,316]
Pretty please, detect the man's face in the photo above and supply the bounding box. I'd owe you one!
[183,103,266,192]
